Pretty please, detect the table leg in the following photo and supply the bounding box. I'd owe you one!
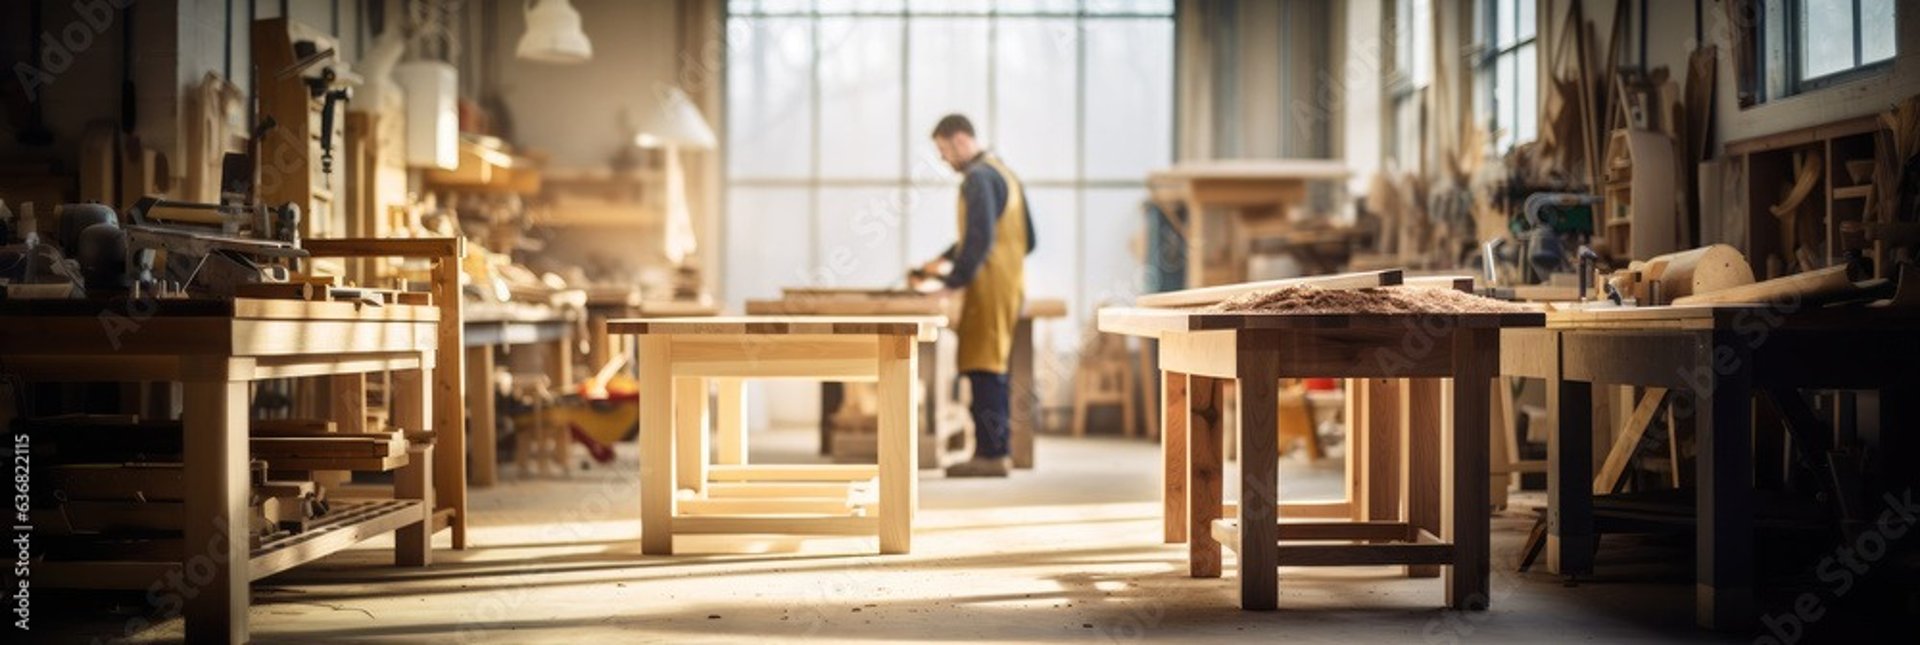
[1446,328,1494,611]
[434,257,468,549]
[675,377,710,494]
[1696,330,1754,630]
[1546,349,1595,578]
[878,335,919,554]
[1365,378,1402,521]
[395,443,433,566]
[1345,378,1368,521]
[1236,356,1281,610]
[1162,370,1189,544]
[465,345,497,487]
[392,365,433,566]
[1188,374,1224,578]
[640,336,676,555]
[182,377,249,644]
[715,378,747,465]
[1011,317,1036,468]
[1404,378,1443,578]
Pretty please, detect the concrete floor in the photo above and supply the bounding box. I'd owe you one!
[43,430,1789,643]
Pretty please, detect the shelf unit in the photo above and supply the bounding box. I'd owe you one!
[1727,114,1891,279]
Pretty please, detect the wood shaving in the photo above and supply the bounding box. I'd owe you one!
[1202,285,1535,315]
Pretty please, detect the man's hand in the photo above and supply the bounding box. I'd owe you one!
[908,258,952,293]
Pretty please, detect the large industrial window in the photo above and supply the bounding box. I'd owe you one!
[1479,0,1537,152]
[1389,0,1432,170]
[723,0,1175,336]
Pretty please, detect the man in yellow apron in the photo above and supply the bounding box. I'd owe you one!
[912,114,1035,478]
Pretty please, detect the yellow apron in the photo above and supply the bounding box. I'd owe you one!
[954,155,1028,374]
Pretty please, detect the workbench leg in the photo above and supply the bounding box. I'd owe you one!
[1404,378,1443,578]
[675,378,710,494]
[1445,328,1494,611]
[1696,331,1754,630]
[920,341,945,469]
[395,444,433,566]
[1365,378,1402,521]
[466,345,497,488]
[1162,370,1189,544]
[715,378,747,465]
[1188,374,1224,578]
[640,336,676,555]
[1489,376,1516,511]
[1875,383,1920,494]
[182,378,249,645]
[1345,378,1367,521]
[1011,317,1036,468]
[432,256,467,549]
[550,331,574,393]
[392,366,433,566]
[1236,356,1280,610]
[878,335,919,554]
[317,374,364,491]
[1546,361,1595,578]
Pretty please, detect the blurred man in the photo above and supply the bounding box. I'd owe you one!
[911,114,1035,478]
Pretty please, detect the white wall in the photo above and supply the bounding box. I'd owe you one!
[486,0,682,169]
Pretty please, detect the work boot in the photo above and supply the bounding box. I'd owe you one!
[944,456,1012,478]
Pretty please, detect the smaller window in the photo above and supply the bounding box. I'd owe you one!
[1787,0,1896,93]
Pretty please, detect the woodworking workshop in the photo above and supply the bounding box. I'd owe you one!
[2,0,1918,642]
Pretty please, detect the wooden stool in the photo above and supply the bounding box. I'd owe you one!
[611,315,941,555]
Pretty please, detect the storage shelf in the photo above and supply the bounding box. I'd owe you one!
[37,499,425,589]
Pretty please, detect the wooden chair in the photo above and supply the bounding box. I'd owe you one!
[1071,332,1138,437]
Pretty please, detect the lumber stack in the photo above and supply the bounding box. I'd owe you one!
[34,461,329,558]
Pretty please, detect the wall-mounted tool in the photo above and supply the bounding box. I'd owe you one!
[252,18,361,241]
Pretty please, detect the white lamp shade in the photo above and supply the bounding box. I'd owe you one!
[638,86,718,150]
[517,0,593,64]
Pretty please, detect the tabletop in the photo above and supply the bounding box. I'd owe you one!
[1099,306,1544,338]
[609,315,944,341]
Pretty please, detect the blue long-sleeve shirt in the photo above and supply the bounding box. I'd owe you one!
[941,155,1036,288]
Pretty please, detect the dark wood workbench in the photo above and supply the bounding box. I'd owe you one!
[1101,305,1543,611]
[1501,304,1920,630]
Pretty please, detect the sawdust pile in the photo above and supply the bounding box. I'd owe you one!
[1203,285,1535,315]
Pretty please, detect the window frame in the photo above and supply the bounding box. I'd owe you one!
[1387,0,1433,170]
[721,0,1176,309]
[1783,0,1895,94]
[1477,0,1538,154]
[1757,0,1897,102]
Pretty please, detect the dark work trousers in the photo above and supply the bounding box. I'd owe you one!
[965,370,1011,459]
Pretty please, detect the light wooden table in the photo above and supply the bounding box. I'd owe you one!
[747,291,1066,469]
[464,304,576,486]
[1148,159,1351,288]
[0,297,455,644]
[1501,305,1920,630]
[609,315,942,555]
[1100,306,1541,611]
